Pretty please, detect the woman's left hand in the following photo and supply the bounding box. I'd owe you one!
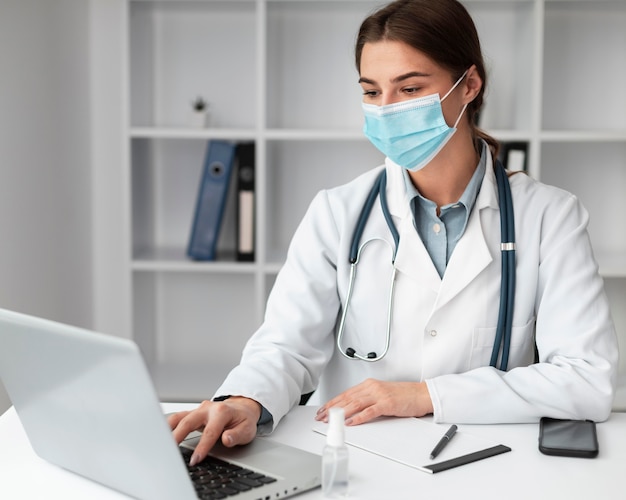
[315,378,434,425]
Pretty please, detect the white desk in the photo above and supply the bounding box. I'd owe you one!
[1,403,625,500]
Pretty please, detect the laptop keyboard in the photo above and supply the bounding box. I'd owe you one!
[180,446,278,500]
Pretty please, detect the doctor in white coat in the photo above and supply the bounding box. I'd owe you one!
[169,0,618,466]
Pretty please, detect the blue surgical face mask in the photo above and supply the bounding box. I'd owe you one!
[362,71,468,171]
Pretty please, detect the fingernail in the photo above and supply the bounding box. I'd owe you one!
[189,453,199,467]
[224,434,234,446]
[345,418,353,426]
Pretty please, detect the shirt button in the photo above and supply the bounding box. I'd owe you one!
[430,330,437,337]
[433,223,441,234]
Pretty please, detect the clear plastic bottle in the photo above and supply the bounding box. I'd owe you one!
[322,407,349,498]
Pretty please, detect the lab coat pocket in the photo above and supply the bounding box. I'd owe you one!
[470,317,536,370]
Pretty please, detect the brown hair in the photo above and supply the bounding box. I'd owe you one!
[355,0,499,158]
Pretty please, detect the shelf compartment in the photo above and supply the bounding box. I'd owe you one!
[542,1,626,131]
[129,0,257,129]
[465,1,536,131]
[131,138,239,261]
[133,272,259,395]
[264,139,383,263]
[265,1,379,130]
[539,141,626,264]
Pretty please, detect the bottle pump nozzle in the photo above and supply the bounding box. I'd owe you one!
[322,407,349,498]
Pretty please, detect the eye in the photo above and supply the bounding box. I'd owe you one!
[362,89,379,98]
[403,86,421,95]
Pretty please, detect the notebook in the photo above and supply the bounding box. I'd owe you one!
[313,414,510,474]
[0,308,321,499]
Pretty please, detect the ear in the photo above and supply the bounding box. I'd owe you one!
[462,64,482,104]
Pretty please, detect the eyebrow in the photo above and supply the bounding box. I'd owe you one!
[358,71,431,85]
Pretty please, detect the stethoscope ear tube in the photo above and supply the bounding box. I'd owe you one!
[378,171,400,263]
[349,172,384,263]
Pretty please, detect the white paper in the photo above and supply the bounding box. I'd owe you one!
[313,416,502,473]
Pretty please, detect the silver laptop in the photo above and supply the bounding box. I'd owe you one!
[0,308,321,500]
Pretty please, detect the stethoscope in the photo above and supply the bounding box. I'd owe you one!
[336,159,516,371]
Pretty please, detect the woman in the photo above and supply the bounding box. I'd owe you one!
[169,0,617,467]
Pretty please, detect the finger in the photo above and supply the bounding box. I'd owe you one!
[188,413,231,466]
[221,419,258,448]
[317,384,386,425]
[191,399,258,465]
[171,409,211,444]
[345,404,381,426]
[167,411,190,430]
[317,381,377,416]
[316,391,359,421]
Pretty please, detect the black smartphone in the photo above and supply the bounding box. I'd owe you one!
[538,417,598,458]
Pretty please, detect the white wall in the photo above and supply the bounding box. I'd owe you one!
[0,0,93,414]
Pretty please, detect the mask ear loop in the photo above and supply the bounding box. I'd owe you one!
[441,70,469,101]
[452,103,469,128]
[441,69,470,129]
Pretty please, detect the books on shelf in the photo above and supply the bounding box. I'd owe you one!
[235,142,255,262]
[498,141,528,173]
[187,140,255,262]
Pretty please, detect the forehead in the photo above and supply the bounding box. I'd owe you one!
[359,40,446,80]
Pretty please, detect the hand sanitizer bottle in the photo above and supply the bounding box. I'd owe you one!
[322,407,349,498]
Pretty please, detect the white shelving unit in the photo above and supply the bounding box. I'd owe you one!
[92,0,626,403]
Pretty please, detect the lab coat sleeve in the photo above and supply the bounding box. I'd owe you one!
[426,191,618,424]
[212,190,341,431]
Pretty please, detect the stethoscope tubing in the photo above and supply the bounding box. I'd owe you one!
[491,161,516,370]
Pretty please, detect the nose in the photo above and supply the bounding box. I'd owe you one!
[379,89,411,107]
[380,94,400,106]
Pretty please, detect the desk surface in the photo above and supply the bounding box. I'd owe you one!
[1,403,625,500]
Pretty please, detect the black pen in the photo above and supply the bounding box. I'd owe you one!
[430,424,458,459]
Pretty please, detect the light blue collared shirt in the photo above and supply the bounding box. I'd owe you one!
[402,144,487,278]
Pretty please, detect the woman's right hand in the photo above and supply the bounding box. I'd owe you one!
[167,396,262,466]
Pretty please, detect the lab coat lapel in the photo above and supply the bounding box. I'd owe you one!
[384,162,442,293]
[383,156,501,306]
[436,158,500,309]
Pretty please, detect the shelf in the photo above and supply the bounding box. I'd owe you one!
[131,242,301,275]
[131,128,608,142]
[131,247,626,278]
[130,127,257,140]
[132,247,255,273]
[131,127,367,141]
[264,129,366,141]
[540,131,626,143]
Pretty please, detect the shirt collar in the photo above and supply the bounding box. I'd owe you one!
[402,140,488,214]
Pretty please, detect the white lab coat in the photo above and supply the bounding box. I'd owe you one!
[215,153,618,428]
